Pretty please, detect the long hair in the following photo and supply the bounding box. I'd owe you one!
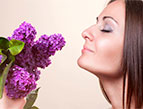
[100,0,143,108]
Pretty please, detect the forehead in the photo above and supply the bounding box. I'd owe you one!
[98,0,125,25]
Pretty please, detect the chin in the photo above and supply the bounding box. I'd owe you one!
[77,55,96,74]
[77,55,86,69]
[77,55,122,78]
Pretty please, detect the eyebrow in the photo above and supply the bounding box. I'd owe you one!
[96,16,118,24]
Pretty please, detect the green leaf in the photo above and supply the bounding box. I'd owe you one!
[8,39,25,56]
[31,106,39,109]
[24,87,40,109]
[0,55,15,99]
[0,49,7,66]
[0,37,9,50]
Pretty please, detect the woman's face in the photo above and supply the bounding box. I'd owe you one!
[77,0,125,79]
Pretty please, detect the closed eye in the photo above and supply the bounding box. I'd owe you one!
[100,24,113,33]
[101,29,112,33]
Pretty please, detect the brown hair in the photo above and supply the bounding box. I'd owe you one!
[100,0,143,108]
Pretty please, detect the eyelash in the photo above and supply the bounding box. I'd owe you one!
[101,29,112,33]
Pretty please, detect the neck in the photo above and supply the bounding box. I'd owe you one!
[99,74,142,109]
[99,76,124,109]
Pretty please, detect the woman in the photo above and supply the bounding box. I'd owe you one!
[1,0,143,109]
[78,0,143,108]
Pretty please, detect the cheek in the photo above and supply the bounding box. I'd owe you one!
[96,37,120,58]
[77,36,124,78]
[95,37,123,77]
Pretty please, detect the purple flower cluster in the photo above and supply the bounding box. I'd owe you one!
[5,21,66,99]
[5,65,36,99]
[8,21,37,44]
[32,34,65,68]
[0,55,2,63]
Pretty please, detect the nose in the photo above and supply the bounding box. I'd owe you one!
[81,26,94,41]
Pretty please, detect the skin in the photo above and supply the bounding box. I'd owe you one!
[77,0,126,108]
[0,88,26,109]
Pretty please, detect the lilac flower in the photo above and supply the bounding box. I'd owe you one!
[32,38,51,68]
[5,65,37,99]
[14,43,41,81]
[30,69,41,81]
[0,55,2,63]
[15,43,36,71]
[8,21,37,44]
[32,34,65,69]
[42,34,66,56]
[5,22,66,99]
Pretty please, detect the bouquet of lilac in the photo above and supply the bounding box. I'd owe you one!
[0,21,66,109]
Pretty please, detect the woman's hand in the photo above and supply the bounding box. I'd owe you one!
[0,88,26,109]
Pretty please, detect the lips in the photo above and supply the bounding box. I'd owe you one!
[82,46,94,53]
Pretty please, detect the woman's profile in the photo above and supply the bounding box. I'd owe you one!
[0,0,143,109]
[78,0,143,108]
